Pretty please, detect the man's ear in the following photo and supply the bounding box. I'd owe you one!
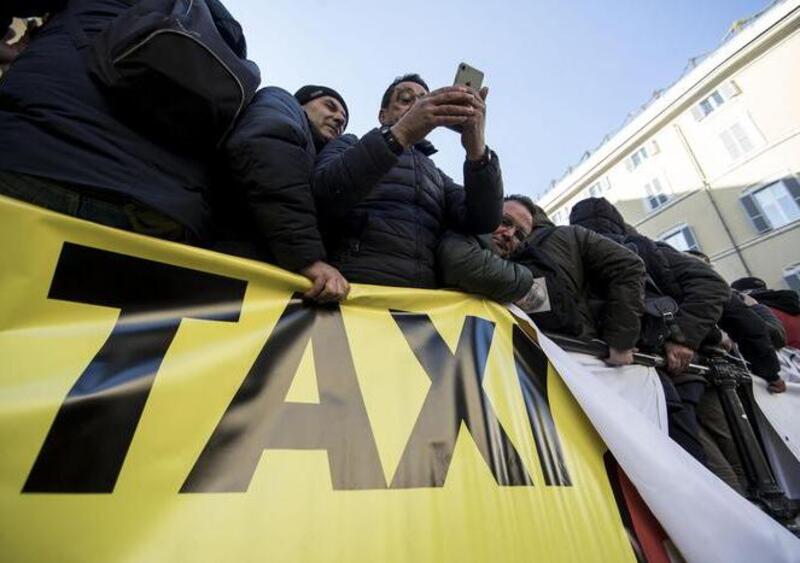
[378,108,387,125]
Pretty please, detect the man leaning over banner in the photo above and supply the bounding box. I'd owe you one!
[438,195,646,366]
[437,196,675,430]
[215,85,351,303]
[570,198,731,466]
[312,74,503,289]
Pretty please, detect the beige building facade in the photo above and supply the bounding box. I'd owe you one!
[538,0,800,292]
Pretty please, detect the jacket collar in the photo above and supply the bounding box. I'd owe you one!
[414,139,437,156]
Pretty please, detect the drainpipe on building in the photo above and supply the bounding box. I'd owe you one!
[672,123,753,276]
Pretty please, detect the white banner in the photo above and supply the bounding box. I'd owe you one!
[508,309,800,563]
[753,376,800,499]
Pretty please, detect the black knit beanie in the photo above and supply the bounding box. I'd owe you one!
[294,85,349,129]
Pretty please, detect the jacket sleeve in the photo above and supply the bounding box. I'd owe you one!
[751,303,786,349]
[313,128,399,222]
[577,227,645,350]
[662,245,731,350]
[441,150,503,234]
[437,232,533,302]
[719,296,780,382]
[222,88,325,272]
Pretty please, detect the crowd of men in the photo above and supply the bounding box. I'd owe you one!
[2,1,799,500]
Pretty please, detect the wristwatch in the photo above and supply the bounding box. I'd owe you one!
[468,146,492,170]
[380,125,405,155]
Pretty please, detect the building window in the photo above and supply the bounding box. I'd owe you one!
[552,206,571,226]
[588,182,603,197]
[719,122,755,161]
[630,146,649,169]
[784,264,800,293]
[625,140,660,172]
[660,224,699,252]
[690,80,741,121]
[741,176,800,233]
[643,176,670,212]
[700,91,725,117]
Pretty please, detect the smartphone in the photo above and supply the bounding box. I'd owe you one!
[453,62,484,90]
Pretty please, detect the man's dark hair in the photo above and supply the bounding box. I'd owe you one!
[380,73,429,109]
[685,249,711,263]
[504,194,538,219]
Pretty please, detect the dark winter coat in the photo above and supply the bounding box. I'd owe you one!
[719,292,780,382]
[750,303,786,349]
[215,87,326,271]
[436,232,533,302]
[0,0,249,240]
[313,129,503,288]
[751,289,800,349]
[517,209,646,350]
[570,197,730,350]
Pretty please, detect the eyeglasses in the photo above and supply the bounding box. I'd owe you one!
[500,215,530,242]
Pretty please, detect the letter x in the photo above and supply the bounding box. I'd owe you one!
[390,311,533,488]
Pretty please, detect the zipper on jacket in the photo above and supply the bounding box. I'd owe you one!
[410,149,423,272]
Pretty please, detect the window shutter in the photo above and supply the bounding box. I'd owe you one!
[740,194,770,233]
[784,267,800,293]
[719,80,741,100]
[731,123,754,154]
[720,129,740,160]
[784,175,800,207]
[625,157,635,172]
[690,104,705,122]
[648,139,660,155]
[683,226,699,250]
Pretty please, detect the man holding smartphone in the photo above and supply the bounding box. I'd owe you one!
[312,72,503,289]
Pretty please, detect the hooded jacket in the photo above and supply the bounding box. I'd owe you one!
[313,129,503,288]
[570,197,730,350]
[0,0,250,240]
[515,208,646,349]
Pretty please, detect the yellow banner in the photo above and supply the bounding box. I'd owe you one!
[0,196,635,562]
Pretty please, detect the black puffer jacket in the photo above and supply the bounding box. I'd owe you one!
[570,197,730,350]
[313,129,503,288]
[215,87,326,271]
[437,232,533,302]
[0,0,251,240]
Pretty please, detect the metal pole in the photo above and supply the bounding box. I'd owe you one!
[545,331,799,528]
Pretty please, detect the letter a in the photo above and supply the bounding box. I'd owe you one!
[183,296,386,492]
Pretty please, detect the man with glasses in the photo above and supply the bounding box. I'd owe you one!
[312,73,503,289]
[437,195,543,309]
[439,194,646,367]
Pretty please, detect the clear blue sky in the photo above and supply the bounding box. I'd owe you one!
[225,0,771,201]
